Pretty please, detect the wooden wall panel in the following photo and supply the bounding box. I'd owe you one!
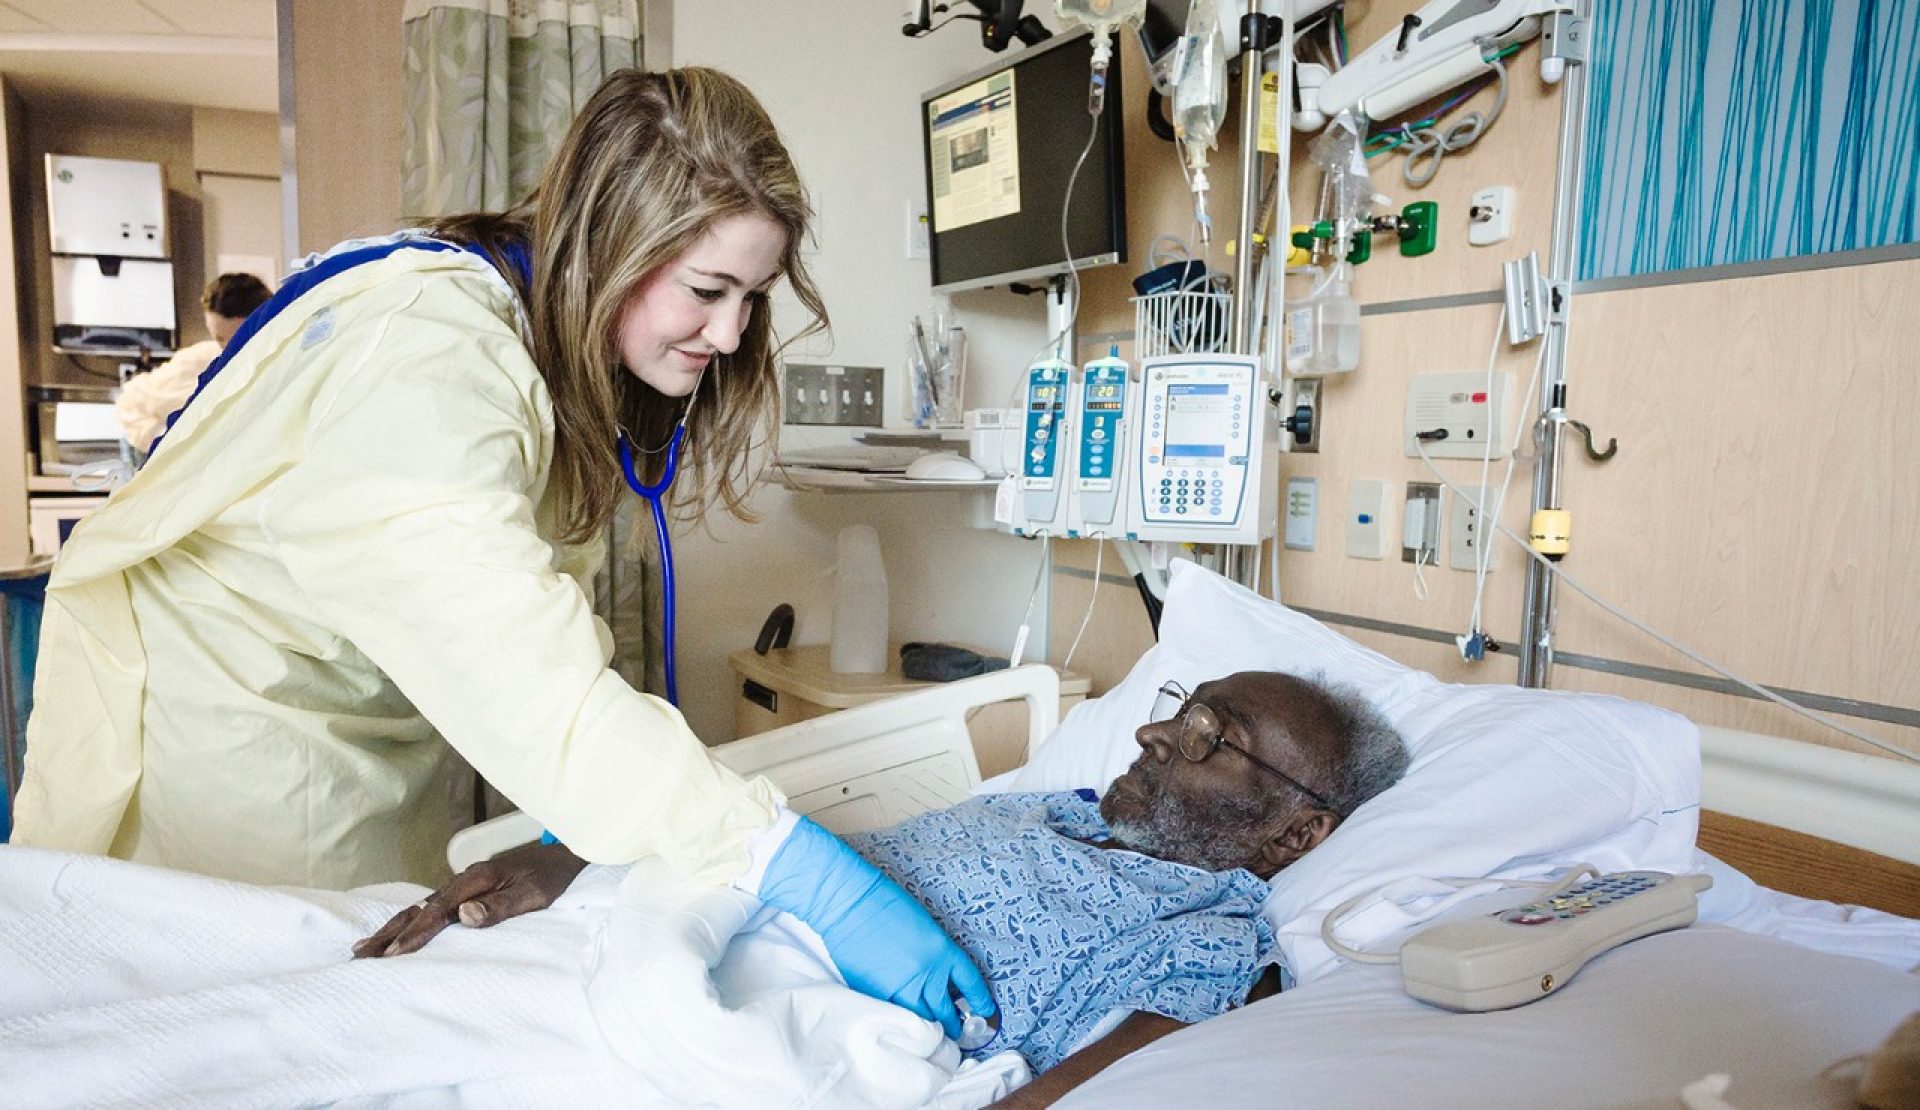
[1269,300,1539,652]
[1549,259,1920,759]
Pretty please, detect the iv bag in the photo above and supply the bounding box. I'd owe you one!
[1055,0,1146,34]
[1171,0,1230,153]
[1311,111,1375,225]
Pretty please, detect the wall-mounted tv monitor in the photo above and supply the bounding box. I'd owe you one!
[920,31,1127,294]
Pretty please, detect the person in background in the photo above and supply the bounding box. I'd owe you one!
[115,272,272,453]
[16,68,991,1040]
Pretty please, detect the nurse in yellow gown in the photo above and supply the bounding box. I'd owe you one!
[12,68,993,1038]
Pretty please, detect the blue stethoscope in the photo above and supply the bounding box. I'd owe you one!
[618,406,694,707]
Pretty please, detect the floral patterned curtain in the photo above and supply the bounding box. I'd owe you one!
[401,0,643,219]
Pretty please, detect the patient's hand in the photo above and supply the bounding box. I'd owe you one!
[352,840,587,958]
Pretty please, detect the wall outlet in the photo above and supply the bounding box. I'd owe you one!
[784,363,885,426]
[907,197,930,260]
[1447,484,1498,572]
[1402,481,1441,564]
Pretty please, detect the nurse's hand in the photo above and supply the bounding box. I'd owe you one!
[757,817,995,1039]
[352,840,586,958]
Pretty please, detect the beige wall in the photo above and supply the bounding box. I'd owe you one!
[192,107,280,179]
[1047,0,1917,765]
[289,0,404,254]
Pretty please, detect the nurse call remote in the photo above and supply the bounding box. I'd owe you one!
[1399,870,1713,1012]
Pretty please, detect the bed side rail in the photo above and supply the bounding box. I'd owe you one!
[448,665,1061,872]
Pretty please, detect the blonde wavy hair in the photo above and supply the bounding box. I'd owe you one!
[428,67,826,545]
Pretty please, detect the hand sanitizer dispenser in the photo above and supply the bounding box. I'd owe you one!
[47,154,176,355]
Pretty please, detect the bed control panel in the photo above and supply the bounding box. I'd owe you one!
[1399,870,1713,1012]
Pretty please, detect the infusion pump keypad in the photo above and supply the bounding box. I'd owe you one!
[1140,366,1254,526]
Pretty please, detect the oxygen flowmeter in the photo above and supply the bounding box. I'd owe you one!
[1012,357,1073,537]
[1126,354,1278,544]
[1067,351,1135,539]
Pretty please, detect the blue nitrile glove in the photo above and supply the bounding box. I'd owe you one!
[757,816,995,1039]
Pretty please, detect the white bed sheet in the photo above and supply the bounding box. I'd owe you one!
[1056,924,1920,1109]
[0,847,1026,1109]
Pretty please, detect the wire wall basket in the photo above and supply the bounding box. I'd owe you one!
[1131,287,1234,359]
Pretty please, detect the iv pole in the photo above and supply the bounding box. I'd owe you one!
[1225,2,1286,589]
[1517,0,1593,687]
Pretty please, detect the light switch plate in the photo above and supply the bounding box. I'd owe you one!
[784,363,885,426]
[1346,479,1388,559]
[1284,476,1317,551]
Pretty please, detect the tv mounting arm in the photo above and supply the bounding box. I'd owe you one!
[902,0,1053,52]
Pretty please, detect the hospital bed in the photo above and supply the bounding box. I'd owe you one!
[447,563,1920,1107]
[5,566,1914,1108]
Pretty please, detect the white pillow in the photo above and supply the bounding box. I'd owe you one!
[1002,560,1701,984]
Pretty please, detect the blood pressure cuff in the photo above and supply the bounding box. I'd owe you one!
[899,643,1008,683]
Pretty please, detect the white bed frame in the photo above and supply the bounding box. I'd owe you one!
[448,664,1060,871]
[451,671,1920,906]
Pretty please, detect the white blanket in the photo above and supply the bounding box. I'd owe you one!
[0,847,1028,1108]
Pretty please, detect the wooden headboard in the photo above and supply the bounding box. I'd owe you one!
[1697,726,1920,920]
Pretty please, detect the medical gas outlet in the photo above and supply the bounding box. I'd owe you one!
[1066,351,1137,539]
[1012,358,1073,537]
[1124,354,1279,545]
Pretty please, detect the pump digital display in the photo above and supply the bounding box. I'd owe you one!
[1163,383,1231,458]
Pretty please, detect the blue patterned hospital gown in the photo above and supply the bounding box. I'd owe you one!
[845,791,1276,1071]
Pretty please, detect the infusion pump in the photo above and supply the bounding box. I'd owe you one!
[1011,358,1073,538]
[1008,352,1278,546]
[1126,354,1279,545]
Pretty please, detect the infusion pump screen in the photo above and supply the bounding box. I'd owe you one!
[1164,384,1230,457]
[1030,385,1061,408]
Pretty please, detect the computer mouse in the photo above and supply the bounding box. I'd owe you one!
[903,452,988,481]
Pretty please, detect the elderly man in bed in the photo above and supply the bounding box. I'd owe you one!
[363,671,1410,1101]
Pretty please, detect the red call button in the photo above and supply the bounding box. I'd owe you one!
[1471,392,1488,403]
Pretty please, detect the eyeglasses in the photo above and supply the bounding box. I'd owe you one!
[1151,681,1334,810]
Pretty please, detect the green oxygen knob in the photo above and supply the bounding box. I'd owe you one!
[1399,201,1438,257]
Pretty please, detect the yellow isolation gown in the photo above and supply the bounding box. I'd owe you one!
[13,241,781,888]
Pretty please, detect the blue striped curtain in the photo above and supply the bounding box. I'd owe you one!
[1579,0,1919,280]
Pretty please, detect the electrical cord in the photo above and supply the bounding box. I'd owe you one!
[1411,439,1920,764]
[1008,534,1052,668]
[1398,57,1509,187]
[1463,305,1507,639]
[1463,320,1549,648]
[998,80,1105,471]
[1061,537,1104,671]
[1321,865,1600,964]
